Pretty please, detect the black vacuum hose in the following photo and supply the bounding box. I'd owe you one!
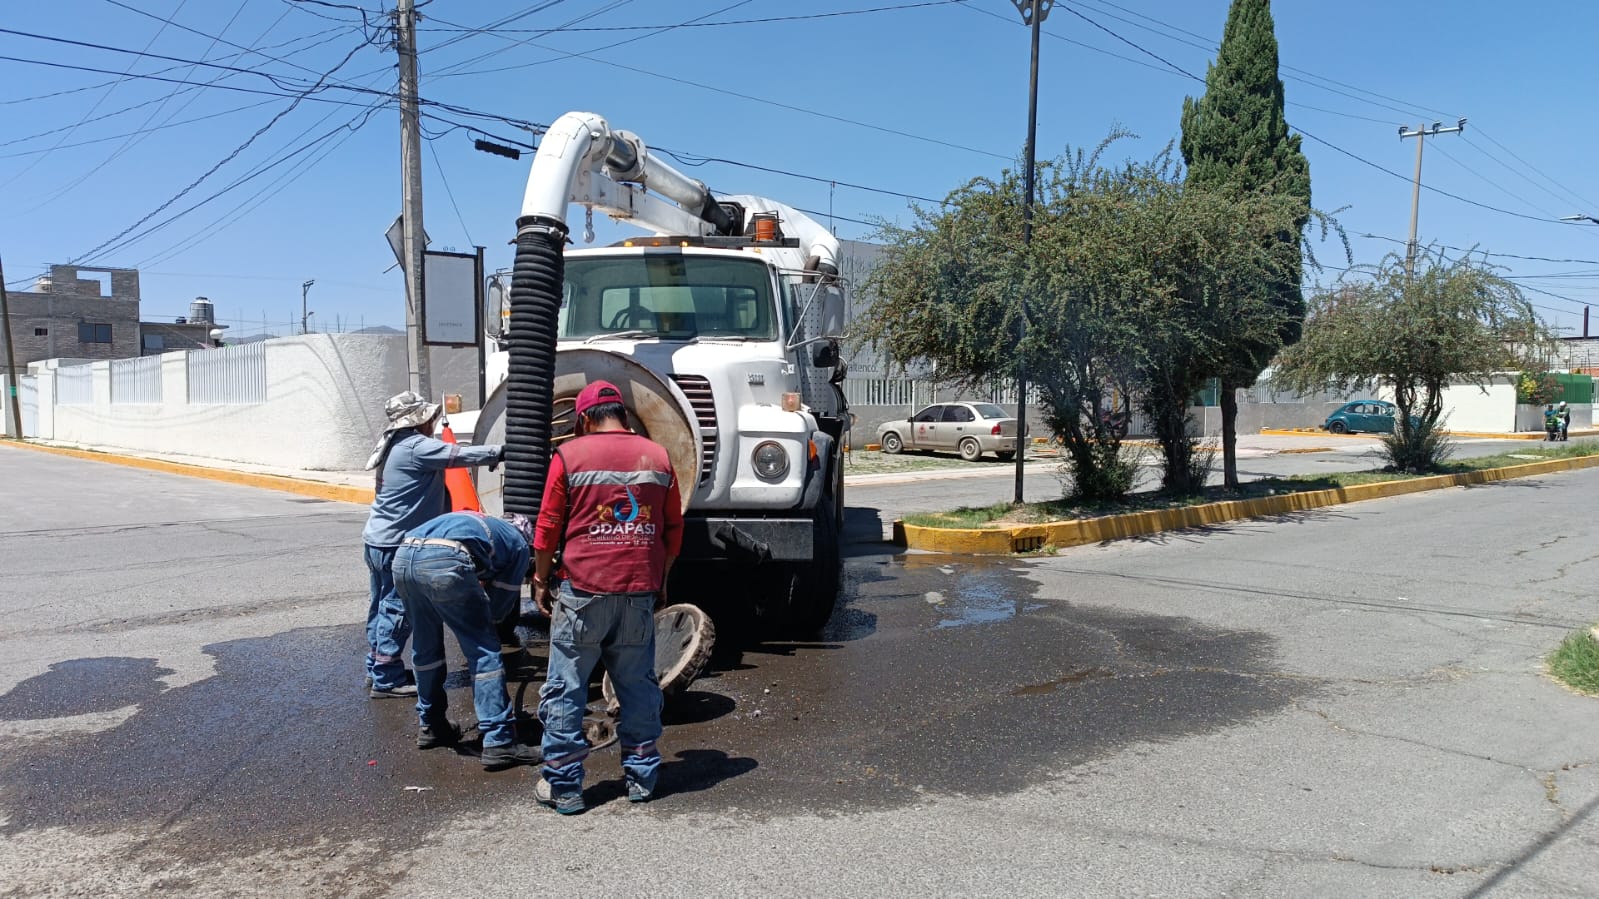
[502,214,567,518]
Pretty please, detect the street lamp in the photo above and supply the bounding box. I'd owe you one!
[1010,0,1050,504]
[1560,214,1599,225]
[301,279,316,335]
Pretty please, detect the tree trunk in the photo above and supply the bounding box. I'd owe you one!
[1220,377,1240,488]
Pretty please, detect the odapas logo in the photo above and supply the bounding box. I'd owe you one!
[591,485,657,537]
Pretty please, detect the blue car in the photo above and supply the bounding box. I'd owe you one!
[1324,400,1398,434]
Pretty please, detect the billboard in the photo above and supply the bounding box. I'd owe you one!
[421,250,481,347]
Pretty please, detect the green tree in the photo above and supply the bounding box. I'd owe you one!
[859,141,1306,499]
[1180,0,1312,488]
[1273,253,1549,472]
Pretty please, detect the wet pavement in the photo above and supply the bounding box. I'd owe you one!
[0,536,1296,856]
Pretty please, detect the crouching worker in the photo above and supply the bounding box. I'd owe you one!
[532,380,683,815]
[392,511,542,770]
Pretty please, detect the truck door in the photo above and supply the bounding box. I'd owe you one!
[911,404,943,448]
[941,403,974,448]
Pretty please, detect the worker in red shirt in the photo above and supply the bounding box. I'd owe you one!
[531,380,683,815]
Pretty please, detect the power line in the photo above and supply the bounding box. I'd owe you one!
[1467,130,1599,215]
[653,148,943,204]
[0,98,281,159]
[1425,140,1560,221]
[0,53,390,108]
[0,4,188,191]
[427,0,755,79]
[0,24,353,106]
[1359,234,1599,267]
[425,0,969,33]
[73,36,379,264]
[427,141,475,247]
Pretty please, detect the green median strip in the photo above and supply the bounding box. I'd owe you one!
[896,444,1599,555]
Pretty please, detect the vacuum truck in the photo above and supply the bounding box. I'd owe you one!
[470,111,849,636]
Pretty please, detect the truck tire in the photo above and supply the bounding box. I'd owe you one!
[602,603,716,711]
[776,490,840,638]
[958,437,983,462]
[881,431,903,454]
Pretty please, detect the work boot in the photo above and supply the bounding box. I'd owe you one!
[418,720,461,750]
[481,741,542,770]
[369,668,418,697]
[535,777,584,815]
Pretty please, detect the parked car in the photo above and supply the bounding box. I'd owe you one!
[877,402,1021,461]
[1324,399,1399,434]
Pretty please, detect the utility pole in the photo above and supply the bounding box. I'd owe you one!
[1399,118,1466,278]
[1010,0,1050,504]
[301,279,315,335]
[396,0,432,398]
[0,252,24,439]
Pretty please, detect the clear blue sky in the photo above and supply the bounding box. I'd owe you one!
[4,0,1598,338]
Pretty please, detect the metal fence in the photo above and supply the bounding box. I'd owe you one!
[842,377,919,407]
[111,355,163,405]
[55,365,94,406]
[187,341,266,405]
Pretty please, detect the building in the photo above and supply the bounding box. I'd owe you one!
[2,264,223,369]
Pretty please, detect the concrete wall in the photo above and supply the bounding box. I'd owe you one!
[33,333,407,470]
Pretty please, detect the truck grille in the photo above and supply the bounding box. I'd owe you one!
[670,374,718,484]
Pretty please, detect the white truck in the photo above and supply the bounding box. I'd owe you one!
[470,111,850,635]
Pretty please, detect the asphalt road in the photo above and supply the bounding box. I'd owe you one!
[1,443,1596,897]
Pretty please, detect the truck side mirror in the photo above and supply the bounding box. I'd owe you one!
[812,342,838,368]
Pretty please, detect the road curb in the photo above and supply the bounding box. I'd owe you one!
[896,453,1599,555]
[0,439,373,505]
[1260,426,1599,441]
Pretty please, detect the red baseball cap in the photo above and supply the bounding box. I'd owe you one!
[573,379,624,418]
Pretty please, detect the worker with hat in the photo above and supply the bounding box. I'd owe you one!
[392,510,543,768]
[531,379,683,814]
[362,390,504,698]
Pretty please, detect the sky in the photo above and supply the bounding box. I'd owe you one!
[3,0,1598,339]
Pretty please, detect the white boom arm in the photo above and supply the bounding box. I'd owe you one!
[519,111,839,270]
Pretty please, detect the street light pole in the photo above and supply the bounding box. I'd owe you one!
[301,279,315,335]
[1011,0,1050,505]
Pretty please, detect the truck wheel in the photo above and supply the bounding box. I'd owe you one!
[958,437,983,462]
[881,432,903,454]
[760,491,841,639]
[602,603,716,711]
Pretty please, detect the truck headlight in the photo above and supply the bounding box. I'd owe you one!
[751,441,789,480]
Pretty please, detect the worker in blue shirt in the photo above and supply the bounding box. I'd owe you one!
[362,391,503,697]
[392,511,542,768]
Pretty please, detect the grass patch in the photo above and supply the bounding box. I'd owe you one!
[843,449,1036,476]
[1548,629,1599,696]
[905,442,1599,529]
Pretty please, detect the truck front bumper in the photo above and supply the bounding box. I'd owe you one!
[681,515,813,562]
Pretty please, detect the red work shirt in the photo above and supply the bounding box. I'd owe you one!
[534,431,684,594]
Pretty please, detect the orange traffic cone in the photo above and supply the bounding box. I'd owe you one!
[439,421,483,512]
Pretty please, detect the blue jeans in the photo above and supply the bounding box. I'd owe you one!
[364,544,411,690]
[392,543,517,747]
[539,582,662,796]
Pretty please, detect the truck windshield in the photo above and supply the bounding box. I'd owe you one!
[560,253,777,341]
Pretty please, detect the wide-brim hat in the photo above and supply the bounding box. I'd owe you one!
[384,390,442,433]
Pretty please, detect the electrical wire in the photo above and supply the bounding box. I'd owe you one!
[425,0,969,34]
[0,5,189,191]
[72,35,379,264]
[0,98,282,159]
[427,141,475,247]
[1425,141,1561,221]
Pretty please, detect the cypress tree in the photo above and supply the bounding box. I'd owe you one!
[1180,0,1311,487]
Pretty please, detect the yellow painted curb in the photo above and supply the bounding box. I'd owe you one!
[898,453,1599,555]
[1260,427,1599,441]
[0,439,373,505]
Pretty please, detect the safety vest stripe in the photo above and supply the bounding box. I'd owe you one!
[565,469,672,487]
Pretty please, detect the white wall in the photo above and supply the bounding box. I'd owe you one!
[1436,375,1518,433]
[37,334,408,470]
